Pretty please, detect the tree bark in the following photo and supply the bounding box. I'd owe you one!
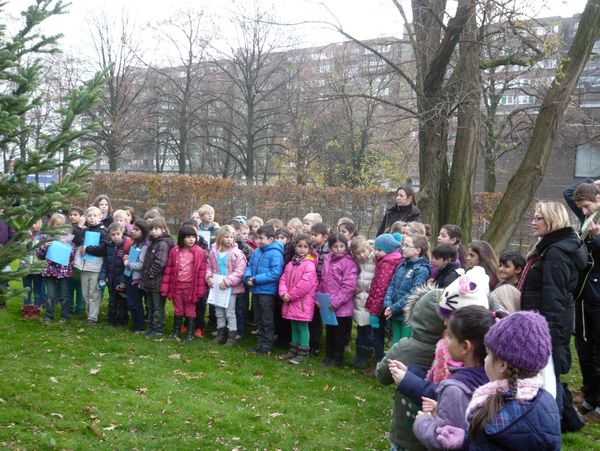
[483,0,600,250]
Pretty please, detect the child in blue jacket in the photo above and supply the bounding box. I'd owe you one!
[244,224,284,355]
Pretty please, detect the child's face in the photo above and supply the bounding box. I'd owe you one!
[191,212,200,224]
[31,219,43,232]
[374,249,387,259]
[249,222,260,234]
[201,211,214,224]
[150,226,163,239]
[401,236,419,259]
[239,227,249,241]
[114,216,127,227]
[97,199,109,215]
[353,246,371,263]
[303,220,313,233]
[484,348,507,382]
[310,232,327,248]
[437,228,456,245]
[109,229,123,245]
[338,225,353,242]
[183,235,196,248]
[499,260,520,282]
[447,326,465,362]
[124,210,133,223]
[432,256,449,270]
[86,210,100,226]
[69,211,82,226]
[330,240,347,257]
[276,234,289,245]
[295,239,311,258]
[221,233,235,249]
[466,248,480,269]
[257,233,274,248]
[131,226,143,240]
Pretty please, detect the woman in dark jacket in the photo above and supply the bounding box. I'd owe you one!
[519,201,587,414]
[377,185,422,236]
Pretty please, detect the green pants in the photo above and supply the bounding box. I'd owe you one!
[291,320,310,348]
[391,320,412,345]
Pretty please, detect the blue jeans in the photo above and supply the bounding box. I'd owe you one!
[125,276,145,331]
[45,277,70,321]
[22,274,45,306]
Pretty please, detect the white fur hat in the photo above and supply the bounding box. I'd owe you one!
[439,266,490,318]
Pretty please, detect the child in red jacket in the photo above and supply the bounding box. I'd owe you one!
[365,233,403,362]
[161,225,207,343]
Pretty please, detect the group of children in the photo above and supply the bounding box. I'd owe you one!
[17,195,564,448]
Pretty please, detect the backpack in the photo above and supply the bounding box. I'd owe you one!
[560,382,585,432]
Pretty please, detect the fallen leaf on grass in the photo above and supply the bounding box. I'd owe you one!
[89,368,100,375]
[49,377,58,383]
[78,328,85,333]
[268,412,283,418]
[253,371,263,379]
[50,413,63,419]
[169,353,181,360]
[103,424,119,431]
[0,398,6,404]
[88,423,105,439]
[136,387,148,395]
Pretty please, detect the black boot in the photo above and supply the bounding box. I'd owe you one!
[183,317,195,344]
[212,327,227,344]
[169,316,183,341]
[352,345,373,369]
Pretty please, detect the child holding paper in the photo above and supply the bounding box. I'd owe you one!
[35,213,75,323]
[318,233,358,367]
[206,225,246,346]
[161,225,208,343]
[124,219,149,333]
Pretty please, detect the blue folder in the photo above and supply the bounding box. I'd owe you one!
[317,292,338,326]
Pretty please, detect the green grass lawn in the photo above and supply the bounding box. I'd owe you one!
[1,285,599,449]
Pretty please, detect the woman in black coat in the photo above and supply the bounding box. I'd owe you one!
[376,185,421,236]
[519,201,587,414]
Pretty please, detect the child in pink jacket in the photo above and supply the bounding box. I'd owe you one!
[206,225,247,346]
[278,234,318,364]
[318,233,358,367]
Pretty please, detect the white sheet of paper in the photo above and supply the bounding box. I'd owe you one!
[199,230,211,246]
[207,274,232,308]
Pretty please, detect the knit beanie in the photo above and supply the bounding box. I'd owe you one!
[484,311,551,373]
[374,232,402,254]
[439,266,489,318]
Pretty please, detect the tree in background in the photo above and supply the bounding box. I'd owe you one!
[0,0,104,303]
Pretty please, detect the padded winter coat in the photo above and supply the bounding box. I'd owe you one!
[521,227,587,374]
[161,245,207,301]
[279,258,318,322]
[384,256,430,321]
[99,237,132,289]
[206,243,247,295]
[318,252,358,318]
[365,251,402,316]
[353,252,376,326]
[141,232,175,292]
[73,224,108,272]
[377,203,422,236]
[244,240,285,295]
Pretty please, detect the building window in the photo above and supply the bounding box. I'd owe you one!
[575,144,600,177]
[500,95,516,105]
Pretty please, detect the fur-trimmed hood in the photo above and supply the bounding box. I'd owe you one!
[404,282,445,345]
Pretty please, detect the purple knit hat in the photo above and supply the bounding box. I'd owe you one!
[484,311,551,373]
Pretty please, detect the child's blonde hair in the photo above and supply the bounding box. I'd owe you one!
[248,216,263,228]
[47,213,67,227]
[85,206,101,217]
[287,217,303,236]
[266,218,283,229]
[215,225,236,250]
[390,221,407,234]
[350,235,372,255]
[113,209,128,221]
[406,221,426,236]
[489,284,521,314]
[303,212,322,224]
[197,204,215,217]
[337,217,354,227]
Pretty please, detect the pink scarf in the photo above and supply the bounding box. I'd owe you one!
[466,375,543,418]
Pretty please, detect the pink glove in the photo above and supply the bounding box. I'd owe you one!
[436,425,465,449]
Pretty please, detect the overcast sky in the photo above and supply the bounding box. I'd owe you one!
[4,0,590,62]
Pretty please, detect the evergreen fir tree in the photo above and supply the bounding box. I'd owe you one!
[0,0,105,305]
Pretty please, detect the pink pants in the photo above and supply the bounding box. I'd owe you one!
[172,285,196,317]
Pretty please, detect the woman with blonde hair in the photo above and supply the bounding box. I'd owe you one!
[519,200,587,415]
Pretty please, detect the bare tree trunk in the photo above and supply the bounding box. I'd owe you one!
[483,0,600,250]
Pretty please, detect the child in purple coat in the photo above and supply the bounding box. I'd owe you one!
[317,233,358,367]
[278,234,318,364]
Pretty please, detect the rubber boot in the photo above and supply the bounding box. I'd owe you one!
[212,327,227,344]
[22,305,31,319]
[352,345,373,369]
[290,347,310,365]
[225,329,237,346]
[278,343,299,360]
[169,316,184,341]
[183,317,195,344]
[30,305,41,319]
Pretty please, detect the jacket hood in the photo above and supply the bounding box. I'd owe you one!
[380,251,403,265]
[404,255,429,268]
[449,366,489,391]
[404,283,445,345]
[538,227,587,271]
[260,239,284,255]
[152,232,175,246]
